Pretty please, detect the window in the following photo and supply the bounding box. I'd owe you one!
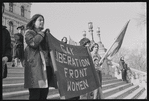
[21,6,25,17]
[9,21,14,35]
[9,3,13,12]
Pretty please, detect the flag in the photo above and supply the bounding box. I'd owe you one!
[99,20,130,64]
[69,36,78,45]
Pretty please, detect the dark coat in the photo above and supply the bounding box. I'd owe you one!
[119,60,126,70]
[14,33,24,60]
[24,29,57,88]
[2,26,12,79]
[2,26,12,62]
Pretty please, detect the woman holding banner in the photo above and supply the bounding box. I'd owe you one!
[79,38,93,99]
[24,14,56,100]
[79,38,103,99]
[91,43,104,99]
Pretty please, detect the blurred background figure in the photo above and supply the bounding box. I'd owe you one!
[119,56,127,81]
[61,37,68,44]
[2,3,12,79]
[12,25,24,67]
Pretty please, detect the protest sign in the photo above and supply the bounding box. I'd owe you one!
[45,31,100,99]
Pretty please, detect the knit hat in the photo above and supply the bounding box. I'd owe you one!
[79,38,90,46]
[26,14,44,30]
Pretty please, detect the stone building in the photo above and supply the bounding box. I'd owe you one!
[2,2,32,57]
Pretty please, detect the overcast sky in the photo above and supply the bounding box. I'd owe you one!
[31,2,146,50]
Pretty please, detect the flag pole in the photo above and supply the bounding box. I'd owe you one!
[99,37,117,65]
[99,20,130,65]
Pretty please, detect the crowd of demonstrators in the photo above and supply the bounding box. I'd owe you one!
[12,25,24,67]
[23,14,57,100]
[2,3,12,79]
[2,3,107,99]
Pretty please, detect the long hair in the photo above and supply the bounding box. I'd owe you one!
[26,14,44,30]
[91,43,99,52]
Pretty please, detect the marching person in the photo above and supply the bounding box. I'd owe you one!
[91,43,104,99]
[2,3,12,79]
[12,25,24,67]
[24,14,56,100]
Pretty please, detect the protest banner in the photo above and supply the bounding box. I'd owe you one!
[45,30,100,99]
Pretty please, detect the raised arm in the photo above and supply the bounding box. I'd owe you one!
[25,30,45,48]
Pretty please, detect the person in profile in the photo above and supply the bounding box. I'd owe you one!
[24,14,57,100]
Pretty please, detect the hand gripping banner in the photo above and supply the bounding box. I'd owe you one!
[45,29,100,99]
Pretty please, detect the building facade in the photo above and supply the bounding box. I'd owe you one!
[2,2,32,57]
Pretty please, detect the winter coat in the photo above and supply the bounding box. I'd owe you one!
[2,25,12,79]
[24,29,57,88]
[119,60,126,70]
[2,26,12,62]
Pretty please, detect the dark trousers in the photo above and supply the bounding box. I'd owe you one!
[122,69,126,81]
[96,70,102,87]
[29,88,49,100]
[2,64,7,79]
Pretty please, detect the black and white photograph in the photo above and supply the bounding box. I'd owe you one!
[2,2,146,100]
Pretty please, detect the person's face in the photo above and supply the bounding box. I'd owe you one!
[93,44,99,53]
[84,42,90,47]
[34,16,44,30]
[63,37,67,43]
[94,60,98,64]
[18,28,22,33]
[121,57,124,60]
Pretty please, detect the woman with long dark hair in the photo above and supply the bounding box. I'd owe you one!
[91,43,103,99]
[24,14,56,100]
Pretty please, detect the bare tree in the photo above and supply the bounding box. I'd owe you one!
[127,50,146,72]
[112,41,146,73]
[112,47,130,63]
[134,2,146,30]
